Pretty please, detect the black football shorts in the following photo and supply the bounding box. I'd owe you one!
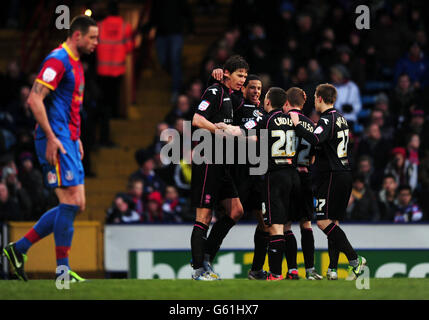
[313,171,352,221]
[262,167,300,225]
[191,163,238,209]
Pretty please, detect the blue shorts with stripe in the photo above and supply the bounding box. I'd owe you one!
[35,136,84,188]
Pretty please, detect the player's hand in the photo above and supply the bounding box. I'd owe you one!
[289,111,300,126]
[225,125,243,136]
[212,68,223,81]
[215,122,228,130]
[78,138,84,160]
[46,136,66,166]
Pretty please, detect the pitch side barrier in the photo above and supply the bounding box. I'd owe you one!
[104,222,429,279]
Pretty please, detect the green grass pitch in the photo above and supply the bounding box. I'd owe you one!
[0,279,428,300]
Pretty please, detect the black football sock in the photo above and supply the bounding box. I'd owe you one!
[300,227,315,270]
[284,230,298,270]
[323,223,358,263]
[205,215,236,262]
[251,228,270,271]
[191,221,209,270]
[328,237,339,269]
[268,235,285,276]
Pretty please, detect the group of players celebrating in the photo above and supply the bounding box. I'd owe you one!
[190,55,367,281]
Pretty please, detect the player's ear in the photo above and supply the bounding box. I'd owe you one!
[224,70,231,79]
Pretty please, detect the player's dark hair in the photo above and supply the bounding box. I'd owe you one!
[286,87,306,107]
[244,74,261,87]
[223,55,249,74]
[267,87,287,109]
[315,83,337,105]
[68,15,97,38]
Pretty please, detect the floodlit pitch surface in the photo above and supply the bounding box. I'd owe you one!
[0,279,428,300]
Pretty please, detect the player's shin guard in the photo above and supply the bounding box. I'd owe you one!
[191,221,209,269]
[328,237,339,269]
[284,230,298,270]
[268,235,285,276]
[15,206,59,254]
[323,223,358,262]
[54,204,78,271]
[251,228,270,271]
[205,215,235,262]
[301,227,315,269]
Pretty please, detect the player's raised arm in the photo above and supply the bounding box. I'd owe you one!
[27,80,66,165]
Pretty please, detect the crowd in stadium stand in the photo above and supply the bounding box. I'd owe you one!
[1,0,429,224]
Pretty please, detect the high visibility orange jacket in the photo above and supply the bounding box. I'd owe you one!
[96,16,134,77]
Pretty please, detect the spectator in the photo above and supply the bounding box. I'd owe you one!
[395,109,429,151]
[294,13,316,64]
[17,152,48,219]
[330,64,362,126]
[291,66,317,116]
[307,58,324,83]
[148,0,194,102]
[96,0,134,146]
[187,79,203,111]
[164,94,193,126]
[274,55,294,90]
[0,181,21,222]
[127,178,144,216]
[8,86,35,135]
[390,73,417,124]
[143,191,164,223]
[337,45,365,89]
[244,23,272,74]
[347,174,380,221]
[406,133,420,167]
[384,147,418,192]
[356,123,392,187]
[377,174,399,221]
[394,42,429,90]
[162,185,183,223]
[369,108,395,141]
[394,185,423,223]
[355,155,379,192]
[106,192,141,224]
[2,160,32,219]
[130,149,166,196]
[147,122,169,156]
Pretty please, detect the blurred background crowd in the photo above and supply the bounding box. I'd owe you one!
[1,0,428,225]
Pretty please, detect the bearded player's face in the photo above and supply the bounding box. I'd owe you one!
[77,26,99,55]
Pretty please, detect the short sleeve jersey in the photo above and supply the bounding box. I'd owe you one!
[297,108,351,172]
[35,42,85,141]
[248,110,296,172]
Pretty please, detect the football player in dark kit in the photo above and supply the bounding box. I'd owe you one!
[290,83,366,280]
[228,87,301,280]
[258,87,301,280]
[190,55,249,280]
[232,75,270,280]
[210,71,270,280]
[283,87,323,280]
